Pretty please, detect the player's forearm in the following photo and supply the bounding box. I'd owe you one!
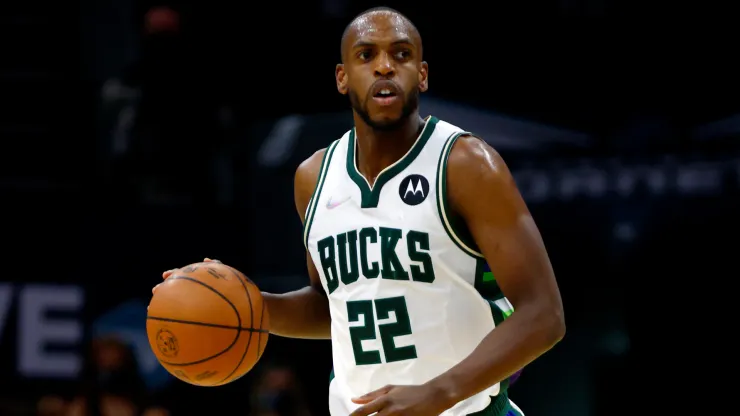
[262,286,332,339]
[426,305,565,407]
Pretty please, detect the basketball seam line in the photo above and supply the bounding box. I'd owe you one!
[157,275,244,367]
[217,265,256,385]
[146,316,269,333]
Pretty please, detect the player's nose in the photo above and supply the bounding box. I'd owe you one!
[373,52,395,77]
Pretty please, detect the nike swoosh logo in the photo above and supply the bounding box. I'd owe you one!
[326,195,351,209]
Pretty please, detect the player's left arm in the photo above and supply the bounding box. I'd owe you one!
[349,136,565,416]
[428,135,565,405]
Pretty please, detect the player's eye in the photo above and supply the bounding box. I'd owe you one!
[395,50,411,60]
[358,50,372,60]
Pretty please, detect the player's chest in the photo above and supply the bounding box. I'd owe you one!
[309,202,447,294]
[311,191,442,250]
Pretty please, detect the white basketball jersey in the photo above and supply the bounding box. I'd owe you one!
[304,116,515,416]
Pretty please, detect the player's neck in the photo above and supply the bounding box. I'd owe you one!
[353,115,425,187]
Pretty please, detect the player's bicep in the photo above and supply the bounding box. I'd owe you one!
[447,137,561,311]
[294,149,328,295]
[294,148,327,222]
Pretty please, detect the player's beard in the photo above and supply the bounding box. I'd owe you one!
[349,87,419,132]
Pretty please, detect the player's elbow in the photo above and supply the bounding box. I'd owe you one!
[522,299,565,348]
[540,302,566,347]
[551,309,566,345]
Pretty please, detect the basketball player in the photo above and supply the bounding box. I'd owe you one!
[157,7,564,415]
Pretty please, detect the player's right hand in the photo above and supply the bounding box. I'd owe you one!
[153,258,221,294]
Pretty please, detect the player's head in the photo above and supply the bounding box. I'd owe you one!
[336,7,427,131]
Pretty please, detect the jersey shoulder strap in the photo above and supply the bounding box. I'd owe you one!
[302,137,343,248]
[432,120,486,258]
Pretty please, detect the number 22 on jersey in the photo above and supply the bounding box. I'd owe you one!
[347,296,417,365]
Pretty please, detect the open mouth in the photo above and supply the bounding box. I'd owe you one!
[374,88,397,98]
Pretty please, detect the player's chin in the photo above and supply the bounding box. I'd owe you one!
[369,103,404,121]
[368,114,404,130]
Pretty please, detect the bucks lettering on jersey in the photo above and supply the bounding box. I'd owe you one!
[304,117,515,416]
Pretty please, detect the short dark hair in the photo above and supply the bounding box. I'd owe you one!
[340,6,421,61]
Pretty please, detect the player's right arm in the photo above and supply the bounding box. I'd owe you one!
[258,149,332,339]
[155,150,332,339]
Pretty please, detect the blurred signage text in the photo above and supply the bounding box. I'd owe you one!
[0,283,84,379]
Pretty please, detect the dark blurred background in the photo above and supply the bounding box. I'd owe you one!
[1,0,738,415]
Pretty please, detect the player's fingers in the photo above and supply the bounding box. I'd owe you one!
[352,385,394,404]
[152,283,161,294]
[349,397,387,416]
[162,269,177,279]
[204,258,222,263]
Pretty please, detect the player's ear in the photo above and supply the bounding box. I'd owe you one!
[336,64,348,95]
[418,61,429,92]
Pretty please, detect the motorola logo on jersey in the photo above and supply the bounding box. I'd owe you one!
[399,174,429,206]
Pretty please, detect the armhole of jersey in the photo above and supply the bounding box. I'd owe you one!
[303,140,340,248]
[473,259,516,396]
[435,132,485,259]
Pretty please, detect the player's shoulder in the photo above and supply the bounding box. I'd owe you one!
[446,133,515,196]
[294,147,330,219]
[295,147,328,192]
[448,134,506,174]
[444,133,522,218]
[295,132,347,186]
[434,118,503,167]
[297,148,327,176]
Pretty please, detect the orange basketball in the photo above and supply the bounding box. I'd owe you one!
[146,262,269,386]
